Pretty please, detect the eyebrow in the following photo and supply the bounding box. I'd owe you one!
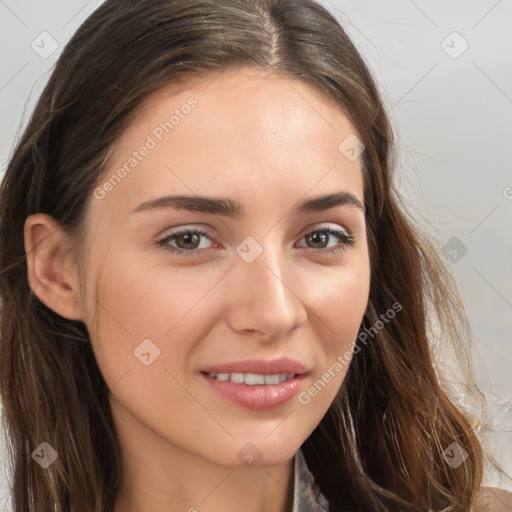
[132,191,364,217]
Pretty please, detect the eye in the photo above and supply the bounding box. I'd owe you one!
[154,225,355,257]
[155,227,214,257]
[295,226,354,256]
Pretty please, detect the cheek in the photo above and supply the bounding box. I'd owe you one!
[82,256,220,438]
[82,247,244,405]
[294,260,370,408]
[86,245,219,334]
[317,261,370,342]
[81,249,205,385]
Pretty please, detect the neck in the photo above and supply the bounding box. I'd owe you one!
[111,399,295,512]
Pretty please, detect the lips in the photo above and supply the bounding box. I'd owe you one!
[200,356,308,376]
[199,357,308,410]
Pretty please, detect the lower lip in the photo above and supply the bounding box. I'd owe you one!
[201,373,307,410]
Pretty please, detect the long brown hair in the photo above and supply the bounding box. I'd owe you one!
[0,0,489,510]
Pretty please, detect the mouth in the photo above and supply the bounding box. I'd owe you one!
[199,357,308,410]
[200,356,307,377]
[202,371,298,385]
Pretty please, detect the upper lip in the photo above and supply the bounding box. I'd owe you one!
[200,357,308,376]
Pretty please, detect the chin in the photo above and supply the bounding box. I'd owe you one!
[215,431,304,470]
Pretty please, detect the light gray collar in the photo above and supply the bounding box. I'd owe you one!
[291,449,330,512]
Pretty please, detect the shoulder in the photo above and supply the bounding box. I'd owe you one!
[475,487,512,512]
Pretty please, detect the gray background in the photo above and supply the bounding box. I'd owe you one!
[0,0,511,508]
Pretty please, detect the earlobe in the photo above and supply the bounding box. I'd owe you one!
[24,214,85,321]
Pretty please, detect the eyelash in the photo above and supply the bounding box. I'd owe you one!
[155,226,355,258]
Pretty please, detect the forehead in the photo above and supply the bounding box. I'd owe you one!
[97,67,364,215]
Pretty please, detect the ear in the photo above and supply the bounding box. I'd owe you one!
[24,214,85,321]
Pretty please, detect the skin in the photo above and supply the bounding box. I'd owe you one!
[24,67,370,512]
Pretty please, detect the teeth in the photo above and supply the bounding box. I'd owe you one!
[264,374,280,385]
[245,373,265,385]
[230,372,245,384]
[207,372,296,385]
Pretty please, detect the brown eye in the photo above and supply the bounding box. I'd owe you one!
[305,231,330,249]
[297,227,354,255]
[174,232,201,250]
[156,228,213,257]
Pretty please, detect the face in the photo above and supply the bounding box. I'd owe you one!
[75,67,370,469]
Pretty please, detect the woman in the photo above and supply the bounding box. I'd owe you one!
[0,0,510,511]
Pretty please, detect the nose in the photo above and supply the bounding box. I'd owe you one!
[226,240,308,342]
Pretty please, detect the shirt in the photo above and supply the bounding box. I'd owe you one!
[291,449,330,512]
